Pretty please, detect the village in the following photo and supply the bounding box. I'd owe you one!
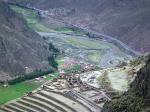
[38,58,138,106]
[0,55,141,112]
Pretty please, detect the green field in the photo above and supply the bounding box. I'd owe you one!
[0,81,39,105]
[54,27,85,35]
[88,51,105,63]
[55,27,73,33]
[10,5,53,32]
[65,37,111,49]
[0,72,59,105]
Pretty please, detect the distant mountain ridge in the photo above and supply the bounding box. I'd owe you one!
[8,0,150,53]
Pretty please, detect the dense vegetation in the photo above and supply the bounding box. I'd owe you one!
[48,43,59,56]
[7,70,53,85]
[48,43,59,69]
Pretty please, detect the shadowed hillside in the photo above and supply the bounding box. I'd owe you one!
[8,0,150,53]
[0,0,56,82]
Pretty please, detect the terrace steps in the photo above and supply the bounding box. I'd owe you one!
[44,89,93,112]
[39,91,77,112]
[0,89,97,112]
[18,99,47,112]
[31,94,68,112]
[10,102,37,112]
[40,90,92,112]
[40,90,94,112]
[22,97,57,112]
[4,104,24,112]
[0,106,16,112]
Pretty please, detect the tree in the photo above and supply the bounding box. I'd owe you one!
[48,56,58,69]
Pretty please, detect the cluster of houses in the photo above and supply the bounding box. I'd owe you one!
[61,58,77,68]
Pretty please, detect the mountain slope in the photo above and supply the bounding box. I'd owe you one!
[8,0,150,53]
[0,0,53,81]
[102,54,150,112]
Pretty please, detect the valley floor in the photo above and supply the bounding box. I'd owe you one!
[0,4,141,112]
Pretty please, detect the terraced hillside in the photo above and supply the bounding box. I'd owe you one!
[0,85,101,112]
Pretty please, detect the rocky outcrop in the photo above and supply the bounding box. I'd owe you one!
[102,55,150,112]
[0,1,54,81]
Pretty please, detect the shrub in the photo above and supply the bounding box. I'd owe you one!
[48,56,58,69]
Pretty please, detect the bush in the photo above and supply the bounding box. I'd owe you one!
[48,43,59,55]
[48,43,59,69]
